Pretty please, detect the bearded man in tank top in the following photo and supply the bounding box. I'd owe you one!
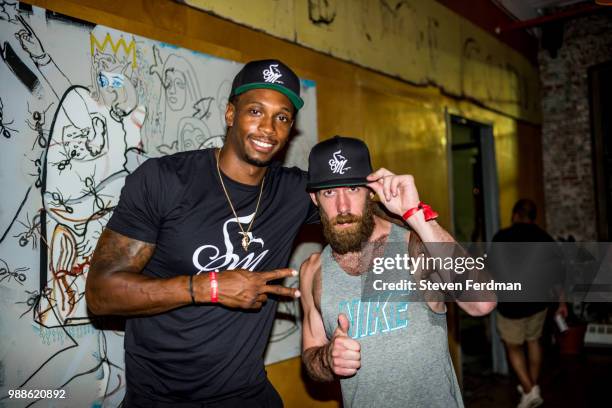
[300,136,497,408]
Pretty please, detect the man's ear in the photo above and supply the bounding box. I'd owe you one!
[225,101,235,127]
[309,192,319,206]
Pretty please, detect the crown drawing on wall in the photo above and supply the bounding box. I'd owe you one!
[89,32,137,69]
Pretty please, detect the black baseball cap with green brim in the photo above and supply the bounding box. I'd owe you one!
[230,59,304,110]
[307,136,373,191]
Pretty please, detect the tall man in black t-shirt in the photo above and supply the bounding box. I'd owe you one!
[85,60,319,407]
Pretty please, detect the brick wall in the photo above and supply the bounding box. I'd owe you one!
[539,12,612,240]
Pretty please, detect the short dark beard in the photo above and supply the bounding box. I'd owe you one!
[226,97,293,168]
[321,197,375,255]
[242,150,271,167]
[225,127,272,167]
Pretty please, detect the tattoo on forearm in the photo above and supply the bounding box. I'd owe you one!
[87,228,164,315]
[91,229,155,275]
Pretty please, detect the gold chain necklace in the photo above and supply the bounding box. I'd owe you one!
[216,149,266,251]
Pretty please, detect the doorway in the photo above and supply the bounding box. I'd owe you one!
[446,114,505,396]
[450,116,486,242]
[448,115,500,244]
[589,60,612,241]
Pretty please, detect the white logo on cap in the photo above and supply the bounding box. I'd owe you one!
[263,64,284,84]
[329,150,351,175]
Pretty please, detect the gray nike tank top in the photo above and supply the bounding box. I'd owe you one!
[320,223,464,408]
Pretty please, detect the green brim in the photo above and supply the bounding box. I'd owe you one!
[234,83,304,110]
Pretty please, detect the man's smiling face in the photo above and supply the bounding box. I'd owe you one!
[224,88,295,167]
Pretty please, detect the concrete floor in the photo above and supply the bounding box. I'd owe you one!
[463,346,612,408]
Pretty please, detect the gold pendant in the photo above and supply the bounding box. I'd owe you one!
[241,234,250,251]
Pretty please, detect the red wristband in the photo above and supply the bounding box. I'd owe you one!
[402,202,439,222]
[210,272,218,303]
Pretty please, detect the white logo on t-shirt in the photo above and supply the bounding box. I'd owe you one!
[192,212,269,272]
[263,64,283,84]
[329,150,351,175]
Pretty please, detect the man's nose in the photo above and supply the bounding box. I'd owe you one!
[336,190,350,215]
[258,114,274,136]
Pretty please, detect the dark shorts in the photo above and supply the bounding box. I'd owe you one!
[122,380,283,408]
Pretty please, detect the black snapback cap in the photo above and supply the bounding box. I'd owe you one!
[230,59,304,110]
[307,136,373,191]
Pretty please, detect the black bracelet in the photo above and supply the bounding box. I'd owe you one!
[189,275,196,304]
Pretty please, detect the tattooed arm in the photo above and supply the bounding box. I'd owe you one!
[300,253,333,381]
[85,228,204,315]
[301,253,361,381]
[86,229,299,316]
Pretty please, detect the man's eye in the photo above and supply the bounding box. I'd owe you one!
[349,186,360,192]
[277,114,290,123]
[249,109,261,116]
[323,190,334,197]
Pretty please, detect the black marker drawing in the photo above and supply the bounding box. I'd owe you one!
[53,149,77,173]
[0,11,72,251]
[0,258,28,285]
[13,211,42,249]
[30,157,43,188]
[216,80,231,130]
[149,45,221,154]
[49,190,74,215]
[0,97,17,138]
[14,13,71,98]
[6,288,124,408]
[26,101,53,149]
[1,9,316,405]
[37,26,145,328]
[79,167,113,213]
[1,41,41,94]
[16,289,43,318]
[0,186,31,244]
[0,0,18,23]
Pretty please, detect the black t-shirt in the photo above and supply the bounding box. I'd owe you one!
[492,223,555,319]
[106,148,318,402]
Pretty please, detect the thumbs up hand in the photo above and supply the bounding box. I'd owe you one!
[325,313,361,377]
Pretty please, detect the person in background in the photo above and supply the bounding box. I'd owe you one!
[493,199,568,408]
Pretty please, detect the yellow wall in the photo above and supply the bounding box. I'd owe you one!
[185,0,541,123]
[24,1,543,406]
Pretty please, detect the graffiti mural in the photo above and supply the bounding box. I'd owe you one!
[0,3,318,406]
